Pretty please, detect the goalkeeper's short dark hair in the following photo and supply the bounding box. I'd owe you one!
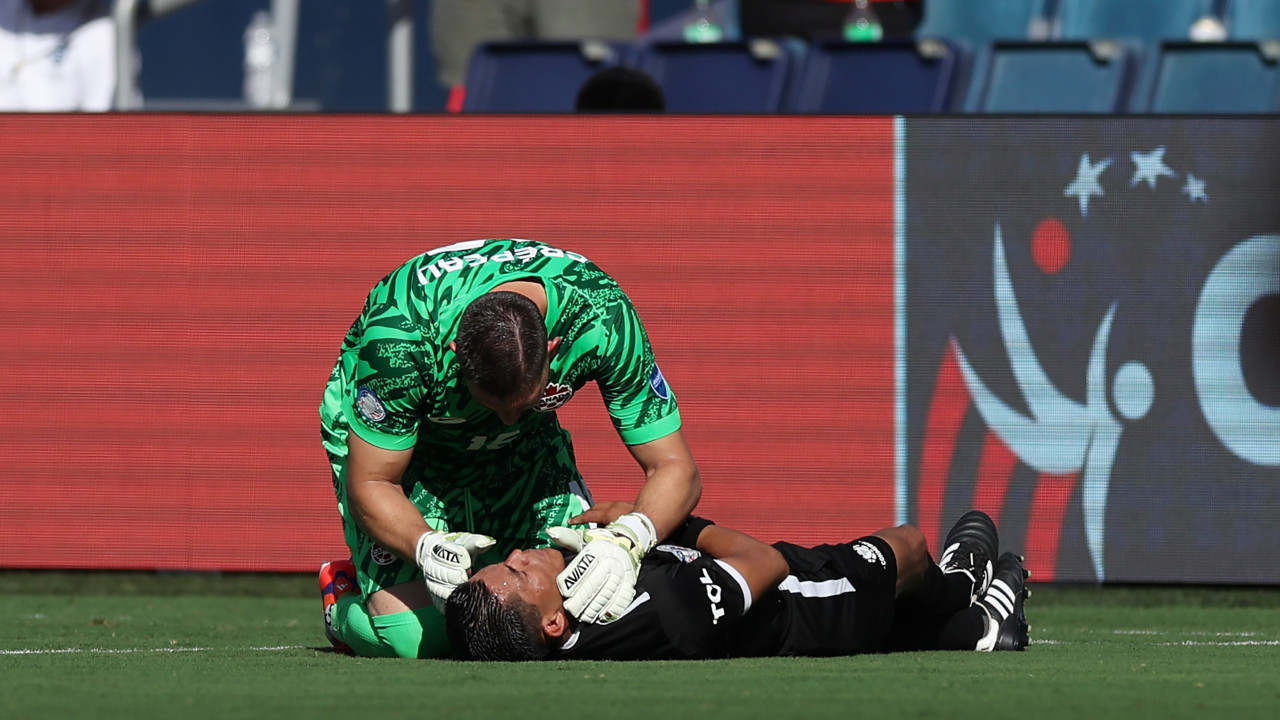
[455,291,548,401]
[445,580,550,661]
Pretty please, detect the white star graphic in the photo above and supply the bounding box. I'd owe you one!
[1064,153,1111,217]
[1182,173,1208,203]
[1130,146,1177,189]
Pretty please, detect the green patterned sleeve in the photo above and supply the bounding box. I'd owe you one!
[347,301,430,451]
[597,295,682,446]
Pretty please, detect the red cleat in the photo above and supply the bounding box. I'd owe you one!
[319,559,359,655]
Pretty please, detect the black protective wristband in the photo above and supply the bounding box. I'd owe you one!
[664,515,716,549]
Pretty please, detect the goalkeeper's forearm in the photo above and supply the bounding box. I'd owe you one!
[348,477,433,562]
[346,432,426,562]
[628,438,702,540]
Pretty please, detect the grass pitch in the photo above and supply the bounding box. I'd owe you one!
[2,573,1278,720]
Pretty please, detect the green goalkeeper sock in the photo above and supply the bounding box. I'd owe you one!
[333,594,453,659]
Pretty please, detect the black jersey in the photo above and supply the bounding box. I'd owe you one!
[550,536,899,660]
[549,544,752,660]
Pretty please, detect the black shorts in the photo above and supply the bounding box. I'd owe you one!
[732,535,899,657]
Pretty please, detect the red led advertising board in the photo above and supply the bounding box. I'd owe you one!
[0,116,896,571]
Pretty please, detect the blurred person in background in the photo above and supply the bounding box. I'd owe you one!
[0,0,113,111]
[445,506,1030,661]
[319,238,701,659]
[575,65,665,112]
[431,0,642,111]
[739,0,922,40]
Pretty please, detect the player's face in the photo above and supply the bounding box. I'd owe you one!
[467,363,550,426]
[473,547,565,614]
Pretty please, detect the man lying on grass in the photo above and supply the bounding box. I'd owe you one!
[443,505,1029,660]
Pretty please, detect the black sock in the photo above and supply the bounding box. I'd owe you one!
[903,553,975,618]
[934,606,990,650]
[884,602,989,652]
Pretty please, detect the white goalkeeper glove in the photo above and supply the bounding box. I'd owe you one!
[415,530,497,612]
[548,512,657,624]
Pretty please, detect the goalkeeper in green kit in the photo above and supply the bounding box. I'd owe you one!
[318,239,702,658]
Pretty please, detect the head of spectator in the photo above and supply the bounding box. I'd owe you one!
[575,66,665,113]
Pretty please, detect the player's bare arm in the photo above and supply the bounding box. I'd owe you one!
[345,432,423,561]
[693,524,788,605]
[625,429,702,540]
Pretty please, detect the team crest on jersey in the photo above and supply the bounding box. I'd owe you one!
[356,386,387,423]
[655,544,702,563]
[851,540,886,568]
[533,382,574,412]
[648,365,670,400]
[370,543,396,566]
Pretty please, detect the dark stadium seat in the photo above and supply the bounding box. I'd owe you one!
[789,39,963,114]
[1139,41,1280,113]
[461,41,633,113]
[1226,0,1280,40]
[914,0,1054,49]
[965,40,1138,113]
[632,40,800,113]
[1055,0,1214,43]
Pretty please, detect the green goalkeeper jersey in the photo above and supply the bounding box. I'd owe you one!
[320,238,681,465]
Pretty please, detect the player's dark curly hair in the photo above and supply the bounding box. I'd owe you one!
[445,580,550,661]
[455,292,548,401]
